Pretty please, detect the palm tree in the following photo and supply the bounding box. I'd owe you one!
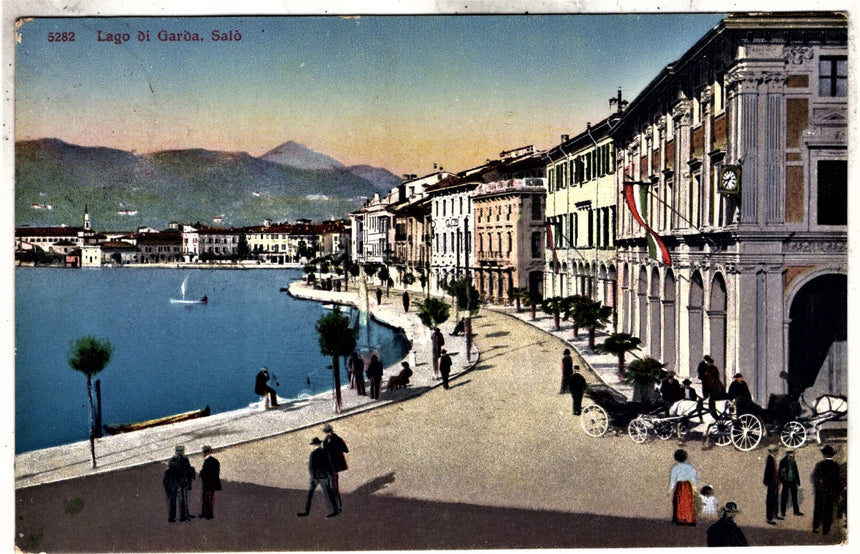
[574,298,613,351]
[523,290,542,320]
[417,296,451,373]
[562,295,590,338]
[315,309,357,414]
[378,265,391,295]
[68,335,114,468]
[541,296,565,330]
[625,357,667,403]
[596,332,641,379]
[510,287,529,313]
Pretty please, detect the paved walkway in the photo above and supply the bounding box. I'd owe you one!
[14,282,476,489]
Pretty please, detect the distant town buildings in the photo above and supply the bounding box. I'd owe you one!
[15,13,846,401]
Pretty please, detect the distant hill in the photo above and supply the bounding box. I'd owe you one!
[347,164,403,192]
[14,139,401,230]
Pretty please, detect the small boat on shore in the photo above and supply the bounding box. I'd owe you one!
[103,405,211,435]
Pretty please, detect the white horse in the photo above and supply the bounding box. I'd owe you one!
[802,394,848,443]
[669,398,735,445]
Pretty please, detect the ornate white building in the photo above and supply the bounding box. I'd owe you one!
[613,13,847,401]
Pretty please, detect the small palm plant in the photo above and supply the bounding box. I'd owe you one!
[573,298,613,351]
[596,332,642,379]
[625,357,667,403]
[541,296,565,330]
[68,336,114,468]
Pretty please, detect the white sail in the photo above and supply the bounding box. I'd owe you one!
[180,274,189,300]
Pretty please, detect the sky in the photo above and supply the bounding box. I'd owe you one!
[14,14,726,176]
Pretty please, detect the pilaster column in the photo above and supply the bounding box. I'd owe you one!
[700,87,714,226]
[727,68,761,224]
[672,100,693,229]
[764,71,787,224]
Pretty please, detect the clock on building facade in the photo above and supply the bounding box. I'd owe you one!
[719,165,742,195]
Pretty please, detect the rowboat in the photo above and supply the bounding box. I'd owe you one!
[102,405,211,435]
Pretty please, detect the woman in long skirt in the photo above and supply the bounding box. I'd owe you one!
[669,448,698,525]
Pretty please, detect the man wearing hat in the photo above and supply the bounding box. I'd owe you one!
[569,365,587,416]
[763,445,781,524]
[322,424,349,513]
[163,445,196,523]
[779,449,803,518]
[706,502,748,547]
[727,373,752,402]
[297,437,339,518]
[680,378,699,401]
[559,349,573,394]
[431,326,445,379]
[198,445,221,520]
[660,371,683,405]
[811,445,841,535]
[439,348,453,390]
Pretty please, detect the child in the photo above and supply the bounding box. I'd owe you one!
[700,485,719,518]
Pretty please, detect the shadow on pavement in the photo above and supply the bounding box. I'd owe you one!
[15,462,840,552]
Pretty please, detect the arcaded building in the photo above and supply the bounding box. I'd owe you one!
[613,13,847,402]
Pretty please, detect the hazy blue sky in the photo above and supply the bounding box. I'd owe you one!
[15,14,724,175]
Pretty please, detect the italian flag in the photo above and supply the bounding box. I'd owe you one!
[623,181,672,266]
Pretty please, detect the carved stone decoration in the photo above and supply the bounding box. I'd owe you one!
[673,100,692,126]
[783,46,814,65]
[783,241,848,253]
[700,86,713,115]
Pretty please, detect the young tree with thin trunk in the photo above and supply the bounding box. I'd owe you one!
[316,309,357,414]
[596,332,641,379]
[68,335,114,468]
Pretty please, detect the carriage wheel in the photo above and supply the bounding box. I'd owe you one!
[655,421,675,441]
[581,404,609,437]
[628,418,649,443]
[711,419,733,447]
[731,413,763,451]
[780,420,807,448]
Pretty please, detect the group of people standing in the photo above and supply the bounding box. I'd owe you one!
[667,443,845,546]
[348,351,385,400]
[162,445,222,523]
[298,424,349,518]
[559,348,587,415]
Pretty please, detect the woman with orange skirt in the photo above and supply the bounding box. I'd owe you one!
[669,448,698,526]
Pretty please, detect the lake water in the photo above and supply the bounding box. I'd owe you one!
[14,267,409,453]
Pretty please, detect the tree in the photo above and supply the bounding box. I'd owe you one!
[68,336,114,468]
[625,357,667,403]
[573,298,613,351]
[523,289,542,320]
[378,265,390,294]
[541,296,565,330]
[315,309,357,414]
[402,272,416,288]
[562,295,590,338]
[510,287,529,313]
[446,277,480,315]
[596,332,641,379]
[417,297,451,374]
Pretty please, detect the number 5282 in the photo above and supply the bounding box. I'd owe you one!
[48,31,75,42]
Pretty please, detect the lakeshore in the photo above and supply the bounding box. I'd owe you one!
[14,282,847,550]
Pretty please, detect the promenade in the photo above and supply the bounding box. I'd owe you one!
[14,282,846,551]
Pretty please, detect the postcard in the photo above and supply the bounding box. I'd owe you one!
[5,1,852,552]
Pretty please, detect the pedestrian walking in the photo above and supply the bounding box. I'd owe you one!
[703,363,724,400]
[763,445,781,524]
[569,365,587,416]
[660,371,683,404]
[439,348,452,389]
[297,437,339,518]
[811,444,841,535]
[700,485,719,519]
[402,290,410,312]
[163,445,196,523]
[431,326,445,378]
[559,349,573,394]
[348,351,366,395]
[322,424,349,513]
[376,287,383,306]
[254,366,279,408]
[779,449,803,518]
[706,502,748,547]
[669,448,698,526]
[198,445,221,520]
[366,353,384,400]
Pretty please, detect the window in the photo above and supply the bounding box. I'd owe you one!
[817,160,847,225]
[531,196,542,221]
[531,232,542,258]
[819,56,847,97]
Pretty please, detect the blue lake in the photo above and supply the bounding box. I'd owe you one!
[14,267,409,453]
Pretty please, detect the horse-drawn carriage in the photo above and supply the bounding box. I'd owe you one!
[580,382,847,452]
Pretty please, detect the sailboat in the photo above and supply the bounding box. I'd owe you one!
[170,274,208,304]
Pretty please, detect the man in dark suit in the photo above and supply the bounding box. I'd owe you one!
[779,450,803,517]
[254,366,278,408]
[163,445,196,523]
[569,365,587,416]
[811,445,841,535]
[764,446,781,524]
[322,424,349,513]
[680,379,699,400]
[707,502,748,547]
[297,437,339,518]
[198,445,221,520]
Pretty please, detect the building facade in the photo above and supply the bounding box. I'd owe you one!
[612,13,847,402]
[544,117,619,313]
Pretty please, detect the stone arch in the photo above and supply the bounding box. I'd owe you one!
[787,273,847,396]
[688,271,704,378]
[649,267,662,360]
[637,266,649,347]
[709,273,727,376]
[663,269,677,372]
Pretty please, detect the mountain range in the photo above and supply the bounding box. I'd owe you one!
[14,139,402,230]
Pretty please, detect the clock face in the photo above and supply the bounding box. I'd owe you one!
[720,166,741,194]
